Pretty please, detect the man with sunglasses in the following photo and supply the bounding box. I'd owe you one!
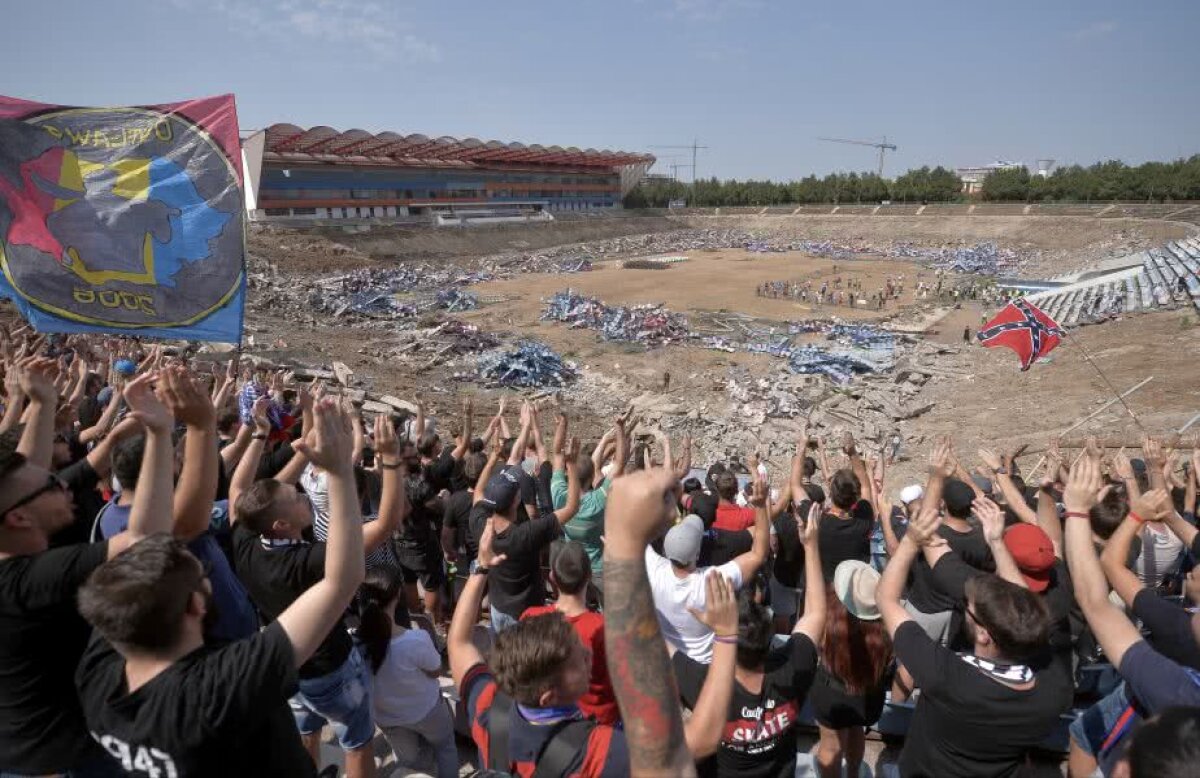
[74,398,365,777]
[0,367,175,777]
[877,493,1064,777]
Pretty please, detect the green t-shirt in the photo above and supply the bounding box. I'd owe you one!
[552,470,611,573]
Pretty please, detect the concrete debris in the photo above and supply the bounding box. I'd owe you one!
[542,290,691,347]
[489,230,1034,276]
[471,340,578,388]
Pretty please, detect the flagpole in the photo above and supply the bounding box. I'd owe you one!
[1061,330,1148,435]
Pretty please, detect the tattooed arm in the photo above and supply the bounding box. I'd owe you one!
[604,468,696,778]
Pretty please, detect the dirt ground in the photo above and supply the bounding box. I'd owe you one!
[467,249,926,324]
[884,306,1200,486]
[244,213,1198,477]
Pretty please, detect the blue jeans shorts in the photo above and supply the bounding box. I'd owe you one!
[1069,681,1132,758]
[289,647,374,750]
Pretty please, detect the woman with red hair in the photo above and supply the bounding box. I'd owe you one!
[811,560,894,778]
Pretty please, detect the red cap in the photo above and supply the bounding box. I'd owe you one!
[1003,523,1056,593]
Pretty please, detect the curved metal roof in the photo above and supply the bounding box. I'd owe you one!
[263,123,654,169]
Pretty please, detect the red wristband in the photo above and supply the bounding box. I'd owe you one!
[1063,511,1090,520]
[1129,511,1146,524]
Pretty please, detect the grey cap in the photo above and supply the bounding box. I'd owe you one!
[663,514,705,566]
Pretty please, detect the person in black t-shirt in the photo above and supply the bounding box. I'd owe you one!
[899,473,995,674]
[674,501,826,778]
[77,398,368,778]
[228,400,380,778]
[879,484,1064,778]
[415,397,472,494]
[442,450,488,605]
[0,365,176,777]
[818,468,874,581]
[472,403,580,634]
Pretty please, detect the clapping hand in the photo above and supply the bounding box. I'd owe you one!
[124,372,173,434]
[157,367,215,428]
[1063,454,1104,514]
[478,518,508,568]
[687,571,737,635]
[906,504,944,547]
[1131,489,1174,523]
[799,501,821,546]
[973,497,1005,544]
[293,398,354,475]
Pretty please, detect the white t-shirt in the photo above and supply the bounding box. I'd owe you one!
[370,630,443,727]
[1134,524,1184,589]
[304,464,400,574]
[644,546,743,664]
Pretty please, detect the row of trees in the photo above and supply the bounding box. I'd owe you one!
[981,158,1200,202]
[624,156,1200,208]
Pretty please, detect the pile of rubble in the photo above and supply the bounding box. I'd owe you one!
[356,321,500,372]
[471,340,577,388]
[491,229,1035,276]
[247,259,489,325]
[541,290,692,347]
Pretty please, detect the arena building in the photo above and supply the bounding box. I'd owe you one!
[244,124,655,223]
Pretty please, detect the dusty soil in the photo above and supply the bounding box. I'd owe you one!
[679,215,1190,252]
[467,249,926,324]
[243,213,1198,481]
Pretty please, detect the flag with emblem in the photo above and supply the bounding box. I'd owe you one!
[976,299,1065,370]
[0,94,245,343]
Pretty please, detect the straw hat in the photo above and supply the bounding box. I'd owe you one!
[833,560,882,621]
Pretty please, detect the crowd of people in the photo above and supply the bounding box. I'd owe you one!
[1,325,1199,778]
[756,275,907,311]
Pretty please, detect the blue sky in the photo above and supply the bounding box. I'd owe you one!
[4,0,1198,180]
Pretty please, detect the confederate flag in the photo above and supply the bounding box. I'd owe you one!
[976,299,1065,370]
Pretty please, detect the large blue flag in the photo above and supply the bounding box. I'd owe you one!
[0,94,245,343]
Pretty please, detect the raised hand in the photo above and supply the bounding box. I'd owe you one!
[1084,435,1104,463]
[566,436,581,461]
[686,571,737,635]
[978,447,1003,472]
[748,473,768,508]
[157,367,215,428]
[800,501,821,546]
[929,435,955,479]
[17,356,60,405]
[1141,436,1165,468]
[1112,449,1135,481]
[973,497,1005,544]
[906,504,944,547]
[1063,455,1104,514]
[477,517,508,568]
[124,372,173,434]
[252,396,271,435]
[374,412,399,463]
[293,398,354,474]
[1131,489,1174,522]
[605,468,679,546]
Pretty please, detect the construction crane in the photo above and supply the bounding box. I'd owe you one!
[817,136,898,178]
[650,139,709,183]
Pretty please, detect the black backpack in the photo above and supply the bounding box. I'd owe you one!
[476,691,596,778]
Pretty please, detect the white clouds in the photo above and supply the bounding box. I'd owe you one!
[1068,20,1118,41]
[185,0,441,63]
